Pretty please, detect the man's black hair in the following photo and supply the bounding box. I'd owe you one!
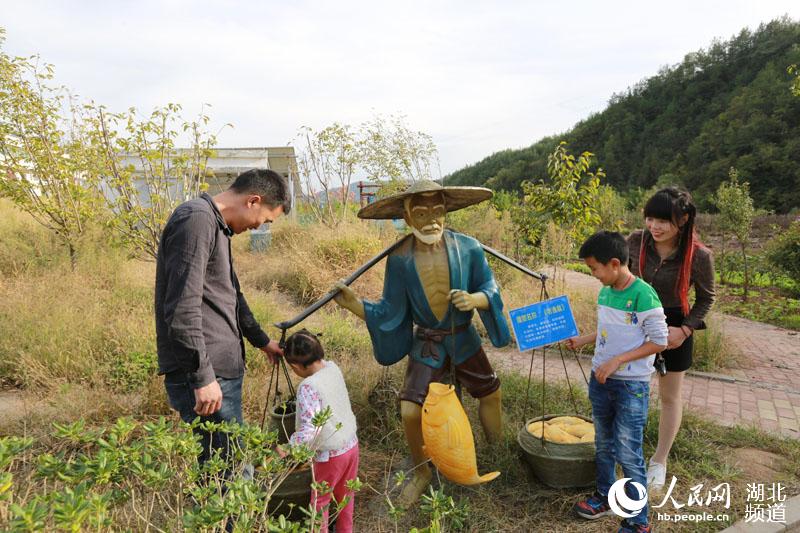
[229,168,291,215]
[578,230,629,265]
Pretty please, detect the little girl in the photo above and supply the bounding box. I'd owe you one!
[284,329,359,533]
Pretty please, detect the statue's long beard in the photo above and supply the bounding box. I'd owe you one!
[411,226,443,245]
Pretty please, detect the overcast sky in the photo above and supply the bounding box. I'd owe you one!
[2,0,799,176]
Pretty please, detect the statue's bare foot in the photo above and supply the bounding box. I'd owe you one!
[398,468,432,507]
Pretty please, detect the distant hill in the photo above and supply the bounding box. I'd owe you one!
[445,18,800,212]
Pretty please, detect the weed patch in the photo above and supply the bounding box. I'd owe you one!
[715,283,800,331]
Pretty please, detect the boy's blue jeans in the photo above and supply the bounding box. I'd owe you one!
[589,372,650,526]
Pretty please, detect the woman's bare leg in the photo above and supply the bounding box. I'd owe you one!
[652,371,685,466]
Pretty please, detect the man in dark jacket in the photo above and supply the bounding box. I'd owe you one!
[155,168,289,464]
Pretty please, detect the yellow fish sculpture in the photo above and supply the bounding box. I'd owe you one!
[421,383,500,485]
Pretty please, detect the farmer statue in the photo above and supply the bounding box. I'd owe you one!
[334,180,511,504]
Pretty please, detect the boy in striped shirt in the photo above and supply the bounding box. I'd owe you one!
[566,231,668,533]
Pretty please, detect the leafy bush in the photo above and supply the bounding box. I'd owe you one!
[0,417,352,532]
[594,184,629,233]
[766,220,800,290]
[107,351,159,393]
[515,142,603,256]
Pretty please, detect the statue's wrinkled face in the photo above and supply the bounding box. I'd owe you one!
[404,192,445,245]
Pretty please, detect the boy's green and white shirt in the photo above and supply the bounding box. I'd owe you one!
[593,277,668,381]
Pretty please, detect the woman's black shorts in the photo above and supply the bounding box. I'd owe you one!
[658,306,693,373]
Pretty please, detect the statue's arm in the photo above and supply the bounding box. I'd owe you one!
[469,243,511,347]
[449,289,489,311]
[333,283,366,320]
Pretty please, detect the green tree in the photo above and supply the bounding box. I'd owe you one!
[714,167,755,300]
[0,30,105,268]
[360,113,440,184]
[89,103,222,259]
[789,64,800,96]
[295,122,360,227]
[515,142,603,264]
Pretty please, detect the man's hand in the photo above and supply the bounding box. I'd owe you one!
[666,326,687,350]
[261,340,284,365]
[449,290,488,311]
[194,380,223,416]
[594,357,621,384]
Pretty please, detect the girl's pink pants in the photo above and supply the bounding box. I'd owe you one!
[312,443,359,533]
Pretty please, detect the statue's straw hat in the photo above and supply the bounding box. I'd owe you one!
[357,180,493,220]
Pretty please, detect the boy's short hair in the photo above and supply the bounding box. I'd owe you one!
[578,230,629,265]
[229,168,292,215]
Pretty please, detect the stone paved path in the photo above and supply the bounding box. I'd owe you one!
[495,269,800,439]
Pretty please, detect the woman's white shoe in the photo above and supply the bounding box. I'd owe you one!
[646,460,667,489]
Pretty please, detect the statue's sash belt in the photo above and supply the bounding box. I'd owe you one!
[414,323,470,361]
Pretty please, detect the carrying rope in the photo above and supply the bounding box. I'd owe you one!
[520,274,592,445]
[259,328,297,431]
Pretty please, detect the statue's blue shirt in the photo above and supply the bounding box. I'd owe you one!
[363,230,510,369]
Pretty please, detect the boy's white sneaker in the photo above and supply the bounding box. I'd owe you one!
[646,459,666,489]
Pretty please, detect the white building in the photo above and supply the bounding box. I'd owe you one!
[113,146,300,216]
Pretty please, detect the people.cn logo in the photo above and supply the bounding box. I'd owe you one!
[608,478,648,518]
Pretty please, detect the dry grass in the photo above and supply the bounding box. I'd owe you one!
[0,247,156,389]
[238,218,392,306]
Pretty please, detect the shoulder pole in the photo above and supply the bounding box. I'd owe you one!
[480,244,548,281]
[274,234,412,331]
[274,237,546,331]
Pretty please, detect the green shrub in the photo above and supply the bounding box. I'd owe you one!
[595,184,629,233]
[107,351,158,393]
[766,220,800,290]
[0,417,338,532]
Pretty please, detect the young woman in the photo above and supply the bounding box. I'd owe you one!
[627,188,715,489]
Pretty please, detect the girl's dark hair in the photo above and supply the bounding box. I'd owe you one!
[641,187,701,315]
[284,329,324,367]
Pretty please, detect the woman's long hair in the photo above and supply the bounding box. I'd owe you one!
[640,187,700,315]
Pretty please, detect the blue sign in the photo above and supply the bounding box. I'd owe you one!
[509,295,579,352]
